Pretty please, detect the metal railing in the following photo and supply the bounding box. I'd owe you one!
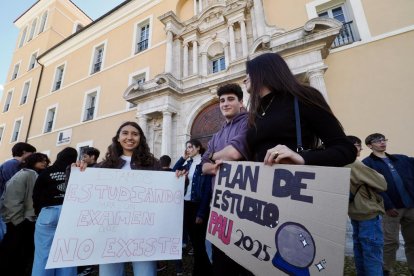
[54,80,61,91]
[85,107,95,121]
[332,21,356,48]
[93,62,101,73]
[136,39,149,53]
[46,121,53,132]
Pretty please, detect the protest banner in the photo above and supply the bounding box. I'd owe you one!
[46,168,184,268]
[207,161,351,275]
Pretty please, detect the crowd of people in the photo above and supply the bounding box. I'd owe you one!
[0,52,412,276]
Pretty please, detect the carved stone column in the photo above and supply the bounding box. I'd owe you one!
[307,69,329,102]
[183,43,189,77]
[224,45,230,68]
[201,52,208,76]
[137,114,148,136]
[253,0,265,37]
[228,24,236,61]
[239,20,248,57]
[192,40,198,75]
[165,30,173,73]
[161,111,172,155]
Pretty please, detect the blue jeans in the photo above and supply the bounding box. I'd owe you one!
[99,261,156,276]
[0,216,6,241]
[32,205,76,276]
[351,216,384,276]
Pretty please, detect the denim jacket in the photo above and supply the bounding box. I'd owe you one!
[173,156,212,218]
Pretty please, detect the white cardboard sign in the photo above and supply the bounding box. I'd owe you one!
[46,168,184,268]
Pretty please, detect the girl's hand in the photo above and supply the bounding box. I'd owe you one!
[71,160,88,171]
[264,145,305,165]
[175,169,188,178]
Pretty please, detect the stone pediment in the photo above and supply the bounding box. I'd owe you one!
[303,17,343,34]
[123,73,182,102]
[197,5,226,33]
[224,0,248,15]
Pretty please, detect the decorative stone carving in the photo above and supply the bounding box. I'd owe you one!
[207,41,225,58]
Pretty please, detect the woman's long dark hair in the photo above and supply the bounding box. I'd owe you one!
[246,53,339,127]
[186,139,206,156]
[21,153,50,172]
[100,121,155,168]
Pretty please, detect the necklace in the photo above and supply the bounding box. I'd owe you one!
[260,96,275,116]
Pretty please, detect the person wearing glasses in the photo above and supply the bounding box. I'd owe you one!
[347,135,387,276]
[363,133,414,276]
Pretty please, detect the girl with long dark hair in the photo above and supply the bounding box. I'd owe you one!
[245,52,356,166]
[32,147,78,276]
[97,121,160,276]
[173,139,212,276]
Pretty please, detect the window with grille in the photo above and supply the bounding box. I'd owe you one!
[53,65,65,91]
[38,11,48,33]
[318,4,358,48]
[44,107,56,133]
[212,56,226,73]
[28,18,37,41]
[20,81,30,105]
[92,45,104,74]
[3,91,13,112]
[135,21,150,53]
[11,63,20,80]
[83,92,97,121]
[19,27,27,48]
[28,53,37,70]
[11,120,22,142]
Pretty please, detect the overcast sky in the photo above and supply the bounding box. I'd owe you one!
[0,0,125,97]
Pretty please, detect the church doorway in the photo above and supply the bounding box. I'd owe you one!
[190,102,225,149]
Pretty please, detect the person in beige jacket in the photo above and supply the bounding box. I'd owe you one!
[347,136,387,276]
[0,153,50,276]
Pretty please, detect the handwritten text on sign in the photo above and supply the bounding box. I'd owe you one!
[46,168,184,268]
[207,162,350,276]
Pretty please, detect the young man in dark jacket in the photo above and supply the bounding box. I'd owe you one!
[362,133,414,276]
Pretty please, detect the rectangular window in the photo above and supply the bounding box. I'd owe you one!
[19,27,27,48]
[11,63,20,80]
[53,65,65,91]
[11,119,22,142]
[20,81,30,105]
[44,107,56,133]
[135,21,150,53]
[83,92,97,121]
[28,53,37,70]
[38,11,48,33]
[92,45,104,74]
[133,74,146,85]
[212,56,226,73]
[3,91,13,112]
[0,126,4,143]
[28,18,37,41]
[318,4,357,48]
